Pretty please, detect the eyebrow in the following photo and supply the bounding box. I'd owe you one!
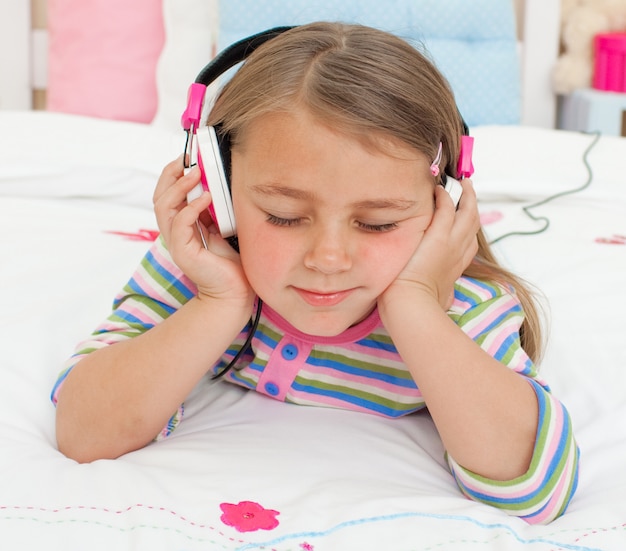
[250,183,417,210]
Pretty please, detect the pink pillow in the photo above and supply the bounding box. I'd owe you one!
[47,0,165,123]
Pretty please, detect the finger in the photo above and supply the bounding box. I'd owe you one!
[451,180,480,235]
[154,169,204,244]
[176,189,213,229]
[173,192,240,261]
[455,179,478,215]
[155,165,202,209]
[153,156,185,204]
[427,184,456,232]
[153,166,202,225]
[168,191,213,249]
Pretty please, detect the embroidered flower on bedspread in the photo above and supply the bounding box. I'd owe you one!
[105,228,160,241]
[479,210,504,225]
[219,500,280,532]
[595,234,626,245]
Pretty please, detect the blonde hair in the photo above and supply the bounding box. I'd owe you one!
[208,22,544,363]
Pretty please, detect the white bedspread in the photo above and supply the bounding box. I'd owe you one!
[1,112,624,550]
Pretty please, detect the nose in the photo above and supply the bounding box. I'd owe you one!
[303,224,353,275]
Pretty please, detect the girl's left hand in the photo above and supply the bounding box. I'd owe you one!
[380,179,480,311]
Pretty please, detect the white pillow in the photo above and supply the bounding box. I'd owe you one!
[152,0,220,133]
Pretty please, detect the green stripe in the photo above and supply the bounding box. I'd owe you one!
[362,331,394,347]
[292,375,423,410]
[308,349,413,381]
[453,396,577,513]
[140,259,190,306]
[74,346,100,355]
[114,293,172,322]
[255,321,283,345]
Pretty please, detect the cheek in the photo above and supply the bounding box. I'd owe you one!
[236,215,297,288]
[358,232,423,282]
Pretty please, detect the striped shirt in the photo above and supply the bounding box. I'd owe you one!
[51,236,578,524]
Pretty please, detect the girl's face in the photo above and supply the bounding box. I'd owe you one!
[231,108,435,337]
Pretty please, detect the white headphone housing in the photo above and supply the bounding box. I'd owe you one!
[187,126,237,238]
[444,177,463,207]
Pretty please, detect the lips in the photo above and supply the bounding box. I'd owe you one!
[294,287,354,307]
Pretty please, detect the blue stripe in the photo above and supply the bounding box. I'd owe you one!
[306,356,416,388]
[108,309,164,328]
[355,335,397,353]
[454,278,498,306]
[226,368,256,389]
[50,366,73,402]
[254,328,281,349]
[290,380,417,417]
[515,357,535,378]
[491,331,518,362]
[123,277,183,317]
[474,303,522,339]
[456,381,576,507]
[143,249,195,301]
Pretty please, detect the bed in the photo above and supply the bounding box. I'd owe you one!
[1,1,625,550]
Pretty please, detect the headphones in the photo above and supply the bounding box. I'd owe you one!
[181,26,474,250]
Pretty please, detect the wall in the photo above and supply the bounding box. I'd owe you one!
[32,0,47,109]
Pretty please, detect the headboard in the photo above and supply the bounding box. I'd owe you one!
[0,0,561,128]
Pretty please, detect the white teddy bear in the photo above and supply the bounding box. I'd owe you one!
[553,0,626,94]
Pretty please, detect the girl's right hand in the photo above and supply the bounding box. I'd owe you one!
[153,158,254,309]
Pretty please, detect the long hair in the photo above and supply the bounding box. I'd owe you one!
[208,22,544,363]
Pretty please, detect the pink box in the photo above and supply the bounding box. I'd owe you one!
[593,33,626,93]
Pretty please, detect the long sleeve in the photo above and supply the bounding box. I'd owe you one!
[445,278,579,524]
[51,236,197,437]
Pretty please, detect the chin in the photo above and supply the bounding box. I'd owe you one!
[284,317,344,337]
[265,295,377,338]
[286,308,371,338]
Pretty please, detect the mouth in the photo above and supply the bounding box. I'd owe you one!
[293,287,355,307]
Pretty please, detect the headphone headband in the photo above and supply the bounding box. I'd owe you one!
[195,26,294,86]
[184,23,473,179]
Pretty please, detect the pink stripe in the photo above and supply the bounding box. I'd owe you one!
[517,398,567,498]
[132,269,173,302]
[151,244,197,291]
[453,298,474,312]
[150,241,179,272]
[464,296,519,339]
[284,390,413,417]
[104,303,159,326]
[459,278,497,300]
[77,331,130,346]
[253,336,278,360]
[350,340,404,364]
[298,366,422,400]
[455,394,567,502]
[481,322,518,357]
[526,464,570,524]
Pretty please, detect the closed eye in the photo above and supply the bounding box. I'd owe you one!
[357,221,399,233]
[267,214,399,232]
[266,213,302,227]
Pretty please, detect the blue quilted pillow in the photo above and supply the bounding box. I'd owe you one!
[218,0,520,127]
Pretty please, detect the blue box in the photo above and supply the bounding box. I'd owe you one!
[558,88,626,136]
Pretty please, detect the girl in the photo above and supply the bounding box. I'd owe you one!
[52,22,578,524]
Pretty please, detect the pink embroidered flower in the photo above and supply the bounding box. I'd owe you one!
[479,211,504,225]
[595,234,626,245]
[299,543,314,550]
[219,501,280,532]
[105,228,160,242]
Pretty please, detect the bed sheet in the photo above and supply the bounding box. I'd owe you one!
[0,112,625,550]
